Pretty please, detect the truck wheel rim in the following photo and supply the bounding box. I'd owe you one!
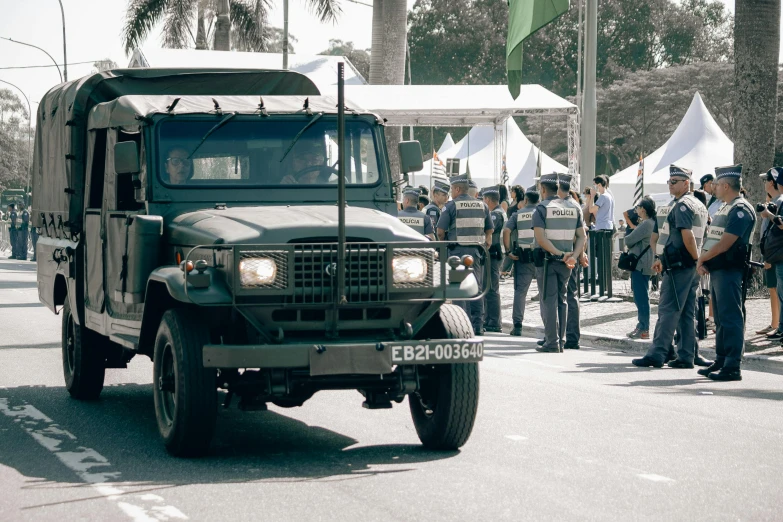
[159,342,176,426]
[65,314,75,373]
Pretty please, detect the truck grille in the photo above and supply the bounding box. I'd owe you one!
[288,244,387,304]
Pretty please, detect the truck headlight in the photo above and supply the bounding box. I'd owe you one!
[393,256,428,284]
[239,258,277,286]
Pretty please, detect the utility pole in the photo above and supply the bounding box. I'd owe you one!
[579,0,597,189]
[282,0,289,69]
[57,0,67,82]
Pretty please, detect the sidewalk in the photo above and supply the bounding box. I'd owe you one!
[498,276,783,369]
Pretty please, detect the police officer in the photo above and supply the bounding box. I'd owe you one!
[503,185,539,336]
[700,173,723,219]
[7,204,18,260]
[633,165,708,368]
[437,173,493,335]
[697,166,756,381]
[423,180,449,230]
[533,173,586,353]
[30,223,38,262]
[397,186,435,240]
[482,185,507,332]
[17,203,29,261]
[468,179,479,199]
[558,174,587,349]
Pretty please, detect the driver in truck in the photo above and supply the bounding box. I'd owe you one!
[280,140,327,184]
[164,147,193,185]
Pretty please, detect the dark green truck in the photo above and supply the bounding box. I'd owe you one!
[32,68,485,456]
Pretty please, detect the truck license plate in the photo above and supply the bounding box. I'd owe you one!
[389,341,484,364]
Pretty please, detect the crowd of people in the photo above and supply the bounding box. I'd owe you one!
[2,202,35,261]
[398,162,760,382]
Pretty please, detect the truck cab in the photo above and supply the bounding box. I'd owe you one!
[32,69,485,457]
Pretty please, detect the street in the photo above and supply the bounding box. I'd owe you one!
[0,259,781,521]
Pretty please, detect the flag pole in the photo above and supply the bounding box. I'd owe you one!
[579,0,597,190]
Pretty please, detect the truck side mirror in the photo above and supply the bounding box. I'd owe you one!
[398,141,423,174]
[114,141,140,175]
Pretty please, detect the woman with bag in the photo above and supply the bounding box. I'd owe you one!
[622,196,657,339]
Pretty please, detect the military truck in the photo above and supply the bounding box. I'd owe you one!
[32,67,487,457]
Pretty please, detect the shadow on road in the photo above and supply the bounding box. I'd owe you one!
[564,362,657,374]
[0,341,60,350]
[0,281,38,290]
[0,383,457,488]
[0,261,37,273]
[0,302,45,309]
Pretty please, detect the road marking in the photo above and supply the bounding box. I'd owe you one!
[699,391,714,395]
[0,398,188,521]
[637,474,675,483]
[505,435,528,442]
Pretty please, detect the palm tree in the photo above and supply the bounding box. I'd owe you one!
[122,0,341,54]
[370,0,408,179]
[733,0,780,207]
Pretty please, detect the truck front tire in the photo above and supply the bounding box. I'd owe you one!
[409,304,480,450]
[153,309,217,457]
[61,300,105,400]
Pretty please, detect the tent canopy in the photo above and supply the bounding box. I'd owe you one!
[437,133,455,155]
[415,119,567,191]
[343,84,576,127]
[129,48,367,94]
[609,92,733,221]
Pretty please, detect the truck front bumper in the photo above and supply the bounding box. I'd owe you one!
[203,338,485,376]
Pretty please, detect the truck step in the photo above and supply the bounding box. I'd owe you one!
[109,333,140,351]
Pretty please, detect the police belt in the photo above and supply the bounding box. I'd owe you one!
[703,242,750,272]
[533,247,564,267]
[513,246,535,264]
[660,244,696,271]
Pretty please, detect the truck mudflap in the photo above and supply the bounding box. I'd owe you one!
[202,338,484,375]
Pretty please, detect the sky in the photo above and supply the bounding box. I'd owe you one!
[0,0,776,117]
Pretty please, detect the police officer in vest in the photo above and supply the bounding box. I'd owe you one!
[556,174,587,349]
[424,180,449,231]
[697,165,756,381]
[634,165,709,368]
[7,204,18,260]
[437,173,494,335]
[482,185,507,332]
[397,186,435,240]
[504,185,540,336]
[17,202,29,261]
[533,173,587,352]
[468,179,479,199]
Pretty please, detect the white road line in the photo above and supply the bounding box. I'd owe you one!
[637,474,675,483]
[0,398,188,521]
[505,435,528,442]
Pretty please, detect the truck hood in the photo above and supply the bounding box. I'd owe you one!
[168,205,425,245]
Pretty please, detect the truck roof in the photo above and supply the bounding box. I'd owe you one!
[88,95,376,130]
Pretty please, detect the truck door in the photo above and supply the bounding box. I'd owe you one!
[84,129,106,314]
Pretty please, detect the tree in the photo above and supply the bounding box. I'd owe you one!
[734,0,780,219]
[370,0,408,179]
[265,27,296,53]
[319,40,370,80]
[0,89,30,190]
[122,0,340,54]
[92,58,119,73]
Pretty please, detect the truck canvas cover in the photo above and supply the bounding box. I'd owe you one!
[31,68,320,232]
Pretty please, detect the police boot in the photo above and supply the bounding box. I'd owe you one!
[664,346,676,363]
[707,367,742,382]
[510,324,523,336]
[698,361,723,377]
[693,347,713,367]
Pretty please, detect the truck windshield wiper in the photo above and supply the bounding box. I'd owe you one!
[279,112,323,163]
[187,112,237,159]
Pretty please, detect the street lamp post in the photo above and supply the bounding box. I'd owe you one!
[0,37,62,83]
[0,79,33,196]
[57,0,67,82]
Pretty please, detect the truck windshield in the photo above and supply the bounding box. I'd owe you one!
[157,117,381,187]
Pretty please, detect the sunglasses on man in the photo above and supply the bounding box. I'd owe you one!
[667,178,688,186]
[167,157,192,167]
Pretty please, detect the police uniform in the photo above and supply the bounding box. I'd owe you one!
[437,173,493,334]
[482,186,507,331]
[17,207,29,261]
[635,165,708,367]
[30,225,38,262]
[7,205,18,260]
[504,188,538,334]
[700,174,722,218]
[701,166,756,380]
[423,180,448,230]
[397,187,434,237]
[532,173,582,352]
[560,174,583,349]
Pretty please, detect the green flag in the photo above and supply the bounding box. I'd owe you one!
[507,0,570,99]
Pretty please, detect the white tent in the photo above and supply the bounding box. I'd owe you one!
[438,133,455,155]
[609,92,733,222]
[128,48,367,94]
[413,119,567,191]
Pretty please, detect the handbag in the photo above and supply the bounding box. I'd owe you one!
[618,245,650,272]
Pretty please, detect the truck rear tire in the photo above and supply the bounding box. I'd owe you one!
[409,304,479,450]
[153,309,217,457]
[61,300,105,400]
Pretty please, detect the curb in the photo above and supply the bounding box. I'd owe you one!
[501,319,783,373]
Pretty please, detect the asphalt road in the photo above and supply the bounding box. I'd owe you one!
[1,258,782,521]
